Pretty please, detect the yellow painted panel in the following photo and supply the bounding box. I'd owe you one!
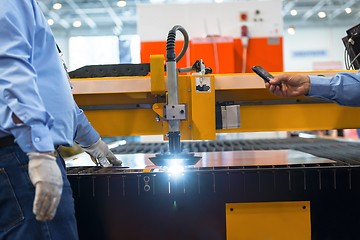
[218,103,360,133]
[226,201,311,240]
[82,103,360,137]
[190,76,216,140]
[84,109,163,137]
[178,75,192,139]
[150,55,165,94]
[75,93,157,105]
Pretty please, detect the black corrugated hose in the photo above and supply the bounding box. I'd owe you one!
[166,25,189,62]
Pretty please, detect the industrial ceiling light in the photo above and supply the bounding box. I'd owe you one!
[287,25,296,35]
[52,2,62,10]
[345,7,352,14]
[318,11,326,18]
[47,18,55,26]
[214,0,224,3]
[117,0,126,7]
[72,20,82,28]
[290,9,297,16]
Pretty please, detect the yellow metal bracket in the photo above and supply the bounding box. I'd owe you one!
[152,103,164,118]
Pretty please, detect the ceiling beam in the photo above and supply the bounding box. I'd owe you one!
[38,1,70,29]
[282,0,296,16]
[328,0,356,20]
[302,0,327,21]
[63,0,97,28]
[99,0,123,29]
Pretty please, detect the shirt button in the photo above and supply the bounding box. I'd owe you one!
[34,137,40,142]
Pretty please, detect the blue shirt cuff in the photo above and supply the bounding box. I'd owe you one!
[75,129,100,147]
[10,124,55,153]
[308,75,332,98]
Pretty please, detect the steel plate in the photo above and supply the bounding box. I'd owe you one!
[65,149,335,170]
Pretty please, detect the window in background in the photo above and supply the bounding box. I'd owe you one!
[119,35,141,64]
[68,36,120,71]
[68,35,141,71]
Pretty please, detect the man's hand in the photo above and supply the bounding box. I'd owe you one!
[265,74,311,97]
[82,138,122,167]
[27,152,63,221]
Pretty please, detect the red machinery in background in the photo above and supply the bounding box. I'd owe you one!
[140,34,283,74]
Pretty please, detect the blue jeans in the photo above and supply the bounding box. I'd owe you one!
[0,144,78,240]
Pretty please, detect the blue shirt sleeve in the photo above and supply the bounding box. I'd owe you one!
[308,71,360,107]
[0,1,55,152]
[0,0,100,152]
[74,104,100,147]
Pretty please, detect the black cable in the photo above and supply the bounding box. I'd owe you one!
[344,47,350,70]
[344,39,354,70]
[166,25,189,63]
[350,51,360,68]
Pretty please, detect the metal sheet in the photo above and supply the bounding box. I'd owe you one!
[65,149,335,169]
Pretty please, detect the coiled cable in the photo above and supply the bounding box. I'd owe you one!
[166,25,189,62]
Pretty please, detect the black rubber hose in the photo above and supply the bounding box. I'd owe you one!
[166,25,189,63]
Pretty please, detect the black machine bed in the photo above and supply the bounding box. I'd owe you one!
[67,137,360,240]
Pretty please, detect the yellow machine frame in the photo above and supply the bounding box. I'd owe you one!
[71,55,360,139]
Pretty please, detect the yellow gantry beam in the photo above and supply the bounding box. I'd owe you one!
[71,63,360,138]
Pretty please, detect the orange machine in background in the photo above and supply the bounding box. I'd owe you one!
[141,40,189,69]
[234,37,283,73]
[140,36,283,74]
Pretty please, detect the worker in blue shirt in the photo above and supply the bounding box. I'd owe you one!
[0,1,121,239]
[265,71,360,106]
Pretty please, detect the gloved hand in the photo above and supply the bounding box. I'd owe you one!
[82,138,122,167]
[27,152,63,221]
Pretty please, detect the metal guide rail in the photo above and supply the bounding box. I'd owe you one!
[109,137,360,166]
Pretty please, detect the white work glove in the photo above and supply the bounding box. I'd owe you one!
[82,138,122,167]
[27,152,63,221]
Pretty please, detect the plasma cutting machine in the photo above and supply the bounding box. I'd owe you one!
[66,25,360,240]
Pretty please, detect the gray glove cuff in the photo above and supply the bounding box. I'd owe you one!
[82,137,101,149]
[27,152,63,187]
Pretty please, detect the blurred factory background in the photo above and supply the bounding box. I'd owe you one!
[38,0,360,72]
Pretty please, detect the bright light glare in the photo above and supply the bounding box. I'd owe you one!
[167,165,185,174]
[214,0,224,3]
[290,9,297,16]
[47,19,54,26]
[117,0,127,7]
[108,140,127,149]
[53,2,62,10]
[73,20,82,28]
[287,26,296,35]
[318,11,326,18]
[345,8,352,14]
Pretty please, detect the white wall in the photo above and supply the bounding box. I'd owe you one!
[283,25,350,71]
[68,36,120,71]
[137,1,283,41]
